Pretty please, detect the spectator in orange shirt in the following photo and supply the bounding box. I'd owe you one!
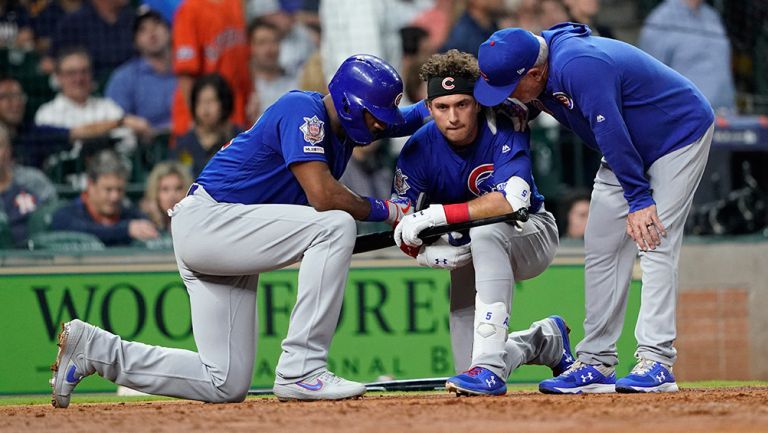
[171,0,251,138]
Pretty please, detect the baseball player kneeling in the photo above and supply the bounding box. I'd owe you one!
[49,55,429,408]
[392,50,573,396]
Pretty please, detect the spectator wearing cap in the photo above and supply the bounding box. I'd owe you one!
[105,8,176,132]
[50,148,158,246]
[46,0,136,83]
[0,123,58,248]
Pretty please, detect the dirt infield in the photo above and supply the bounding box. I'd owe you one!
[2,387,768,433]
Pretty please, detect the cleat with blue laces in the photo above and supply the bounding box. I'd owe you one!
[616,359,679,393]
[446,367,507,396]
[539,361,616,394]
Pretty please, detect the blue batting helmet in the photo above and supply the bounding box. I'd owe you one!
[328,55,405,144]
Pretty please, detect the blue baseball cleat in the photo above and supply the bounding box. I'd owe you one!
[446,367,507,396]
[539,361,616,394]
[616,359,679,393]
[547,315,575,377]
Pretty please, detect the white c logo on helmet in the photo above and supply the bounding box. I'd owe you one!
[442,77,455,90]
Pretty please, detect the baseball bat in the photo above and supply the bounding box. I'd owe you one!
[352,207,530,254]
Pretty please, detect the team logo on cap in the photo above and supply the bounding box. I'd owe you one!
[442,77,455,90]
[516,68,526,75]
[552,92,574,110]
[394,168,410,195]
[395,92,403,106]
[467,164,495,197]
[300,115,325,145]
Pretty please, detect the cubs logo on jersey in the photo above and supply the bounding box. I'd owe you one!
[300,115,325,145]
[467,163,495,197]
[552,92,574,110]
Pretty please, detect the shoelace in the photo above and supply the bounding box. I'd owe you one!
[318,371,343,384]
[560,360,588,377]
[630,359,657,375]
[464,367,484,377]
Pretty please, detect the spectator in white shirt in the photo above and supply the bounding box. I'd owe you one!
[34,47,152,154]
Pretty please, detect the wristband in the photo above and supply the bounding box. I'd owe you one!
[444,203,470,224]
[364,196,389,222]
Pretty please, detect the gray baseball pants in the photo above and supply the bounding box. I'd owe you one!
[74,185,356,402]
[576,123,714,367]
[449,211,561,378]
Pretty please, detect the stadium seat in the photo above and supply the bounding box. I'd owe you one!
[26,201,64,237]
[0,212,15,249]
[133,234,174,250]
[27,231,106,252]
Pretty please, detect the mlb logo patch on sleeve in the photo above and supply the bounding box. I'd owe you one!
[394,168,410,195]
[300,115,325,145]
[176,46,195,60]
[303,145,325,154]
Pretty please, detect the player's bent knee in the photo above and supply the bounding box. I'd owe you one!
[211,381,250,403]
[321,210,357,243]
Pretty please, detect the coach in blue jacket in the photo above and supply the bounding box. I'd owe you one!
[474,23,714,394]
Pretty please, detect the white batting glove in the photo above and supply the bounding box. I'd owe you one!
[394,204,448,247]
[416,232,472,270]
[384,197,413,227]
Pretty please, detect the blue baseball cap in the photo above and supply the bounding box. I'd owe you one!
[474,28,541,107]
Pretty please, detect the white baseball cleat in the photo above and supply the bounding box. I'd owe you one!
[50,319,96,408]
[273,370,366,402]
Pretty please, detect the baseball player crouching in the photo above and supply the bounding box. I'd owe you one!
[392,50,573,396]
[50,55,428,407]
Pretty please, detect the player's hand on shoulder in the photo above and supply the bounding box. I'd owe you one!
[495,98,529,132]
[384,197,413,227]
[416,232,472,270]
[129,219,160,240]
[394,204,448,247]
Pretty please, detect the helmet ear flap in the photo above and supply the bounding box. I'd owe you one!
[342,97,351,115]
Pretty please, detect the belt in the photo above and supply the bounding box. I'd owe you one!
[186,183,200,197]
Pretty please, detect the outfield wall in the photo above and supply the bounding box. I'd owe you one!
[0,240,765,395]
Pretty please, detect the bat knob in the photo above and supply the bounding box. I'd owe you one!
[516,207,529,223]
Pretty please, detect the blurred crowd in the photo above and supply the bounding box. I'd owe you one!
[0,0,766,250]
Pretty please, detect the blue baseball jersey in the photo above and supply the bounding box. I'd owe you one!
[392,112,544,213]
[539,23,714,212]
[196,91,428,205]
